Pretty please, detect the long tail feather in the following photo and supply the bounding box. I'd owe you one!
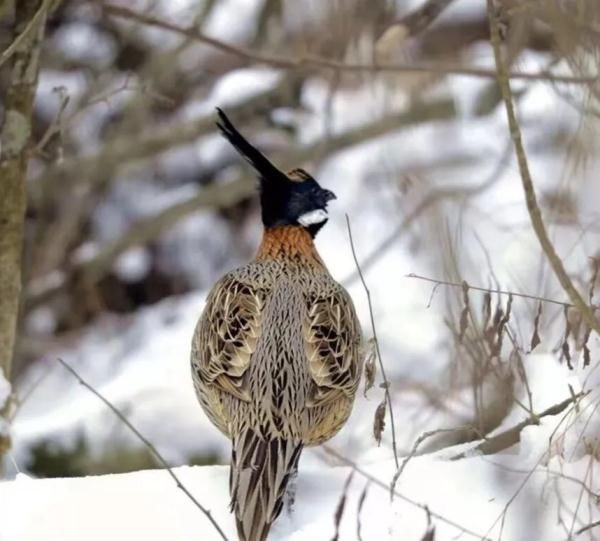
[230,430,303,541]
[216,108,284,181]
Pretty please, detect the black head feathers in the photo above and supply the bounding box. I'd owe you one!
[216,108,336,236]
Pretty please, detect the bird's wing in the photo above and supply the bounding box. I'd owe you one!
[304,287,362,407]
[192,273,265,402]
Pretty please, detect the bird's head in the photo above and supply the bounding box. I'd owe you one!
[216,108,336,237]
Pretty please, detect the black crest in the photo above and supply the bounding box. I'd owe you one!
[216,108,336,235]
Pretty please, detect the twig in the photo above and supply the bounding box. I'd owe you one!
[406,273,592,309]
[323,446,493,541]
[480,390,587,540]
[390,425,474,497]
[34,86,70,156]
[345,215,400,470]
[102,3,596,84]
[56,358,229,541]
[330,471,354,541]
[575,519,600,536]
[450,391,588,460]
[487,0,600,338]
[356,481,370,541]
[0,0,55,68]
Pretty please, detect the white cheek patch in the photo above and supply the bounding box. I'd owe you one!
[298,209,328,226]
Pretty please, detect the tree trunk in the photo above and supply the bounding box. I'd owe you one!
[0,0,46,382]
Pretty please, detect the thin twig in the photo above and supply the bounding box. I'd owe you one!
[56,358,229,541]
[487,0,600,337]
[575,519,600,536]
[330,471,354,541]
[406,273,594,309]
[356,481,370,541]
[102,3,597,84]
[345,215,400,470]
[390,425,474,497]
[323,446,492,541]
[0,0,55,69]
[480,391,587,539]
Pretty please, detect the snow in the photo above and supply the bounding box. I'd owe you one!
[1,440,599,541]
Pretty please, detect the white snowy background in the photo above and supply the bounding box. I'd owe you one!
[2,0,600,540]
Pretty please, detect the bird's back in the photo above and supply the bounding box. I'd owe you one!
[192,245,362,540]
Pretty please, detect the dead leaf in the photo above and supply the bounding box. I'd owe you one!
[373,399,386,446]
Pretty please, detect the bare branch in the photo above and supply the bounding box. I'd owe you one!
[345,215,400,470]
[450,391,588,460]
[56,358,229,541]
[487,0,600,338]
[356,481,370,541]
[390,425,476,497]
[406,273,590,309]
[575,519,600,536]
[330,471,354,541]
[102,3,596,84]
[0,0,55,68]
[323,446,493,541]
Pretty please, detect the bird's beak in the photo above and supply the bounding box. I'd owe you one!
[322,189,337,202]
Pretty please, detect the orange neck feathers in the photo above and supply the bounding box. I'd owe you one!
[255,226,325,266]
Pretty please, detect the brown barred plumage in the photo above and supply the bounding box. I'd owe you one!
[190,110,363,541]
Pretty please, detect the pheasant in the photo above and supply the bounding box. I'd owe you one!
[191,109,364,541]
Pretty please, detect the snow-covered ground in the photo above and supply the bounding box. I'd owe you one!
[2,422,599,541]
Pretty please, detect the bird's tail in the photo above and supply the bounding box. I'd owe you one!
[230,430,303,541]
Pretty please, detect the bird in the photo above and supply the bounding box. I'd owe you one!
[191,108,364,541]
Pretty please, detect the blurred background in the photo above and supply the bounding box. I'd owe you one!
[2,0,600,536]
